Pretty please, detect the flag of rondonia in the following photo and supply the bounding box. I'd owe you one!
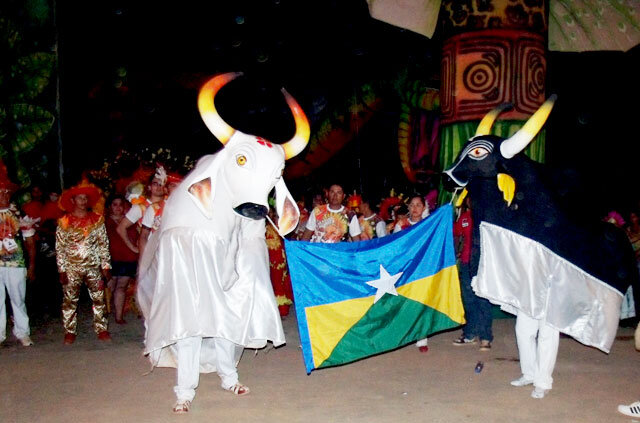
[285,204,465,374]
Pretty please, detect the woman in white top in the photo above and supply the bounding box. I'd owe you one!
[393,195,430,352]
[393,195,428,233]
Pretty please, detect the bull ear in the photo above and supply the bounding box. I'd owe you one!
[268,178,300,237]
[500,95,557,159]
[475,103,512,136]
[497,173,515,206]
[187,177,214,219]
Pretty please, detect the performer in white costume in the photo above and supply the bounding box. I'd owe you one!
[137,72,309,413]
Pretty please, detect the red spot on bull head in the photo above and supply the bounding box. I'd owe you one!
[256,137,273,148]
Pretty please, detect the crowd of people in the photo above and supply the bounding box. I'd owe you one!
[2,156,640,412]
[0,159,184,346]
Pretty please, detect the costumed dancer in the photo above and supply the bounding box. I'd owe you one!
[137,72,308,413]
[444,97,639,399]
[116,168,165,255]
[358,196,387,240]
[0,160,36,346]
[266,208,294,316]
[138,167,183,257]
[115,170,164,319]
[56,178,112,344]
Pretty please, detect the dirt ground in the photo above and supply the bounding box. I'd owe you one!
[1,298,639,423]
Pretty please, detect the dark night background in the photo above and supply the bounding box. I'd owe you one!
[48,1,640,217]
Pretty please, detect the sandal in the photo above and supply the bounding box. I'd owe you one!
[172,400,191,413]
[225,383,250,396]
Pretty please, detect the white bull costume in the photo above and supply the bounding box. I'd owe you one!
[137,72,309,410]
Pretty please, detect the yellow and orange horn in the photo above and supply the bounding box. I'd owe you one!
[475,103,512,137]
[500,95,557,159]
[280,88,310,160]
[197,72,242,145]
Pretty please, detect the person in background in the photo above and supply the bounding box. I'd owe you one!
[626,210,640,275]
[138,168,182,258]
[21,185,44,222]
[34,188,64,318]
[266,208,294,316]
[392,195,430,352]
[20,185,45,318]
[393,195,427,233]
[116,168,165,255]
[105,194,138,325]
[358,197,387,240]
[301,184,361,243]
[56,179,112,345]
[0,160,36,347]
[291,196,309,241]
[452,196,493,351]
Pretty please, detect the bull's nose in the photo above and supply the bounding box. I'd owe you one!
[234,203,268,220]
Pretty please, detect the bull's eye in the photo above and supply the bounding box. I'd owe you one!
[236,155,247,166]
[468,146,489,160]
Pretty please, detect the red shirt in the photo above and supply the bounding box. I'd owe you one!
[41,201,64,223]
[22,201,44,220]
[105,215,139,263]
[453,209,472,264]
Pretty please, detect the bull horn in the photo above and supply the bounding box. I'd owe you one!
[280,88,310,160]
[500,95,557,159]
[475,103,512,136]
[197,72,243,145]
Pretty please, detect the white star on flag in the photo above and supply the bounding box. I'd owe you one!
[366,264,403,304]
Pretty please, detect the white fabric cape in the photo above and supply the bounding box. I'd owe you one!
[473,222,623,353]
[137,153,285,372]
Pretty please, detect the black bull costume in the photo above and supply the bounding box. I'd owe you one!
[444,96,639,353]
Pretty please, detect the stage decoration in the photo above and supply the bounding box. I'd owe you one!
[436,0,549,205]
[369,0,639,52]
[366,0,442,38]
[87,147,196,199]
[444,97,639,353]
[548,0,640,52]
[0,16,56,188]
[440,29,546,125]
[396,79,441,183]
[346,191,362,211]
[284,83,382,179]
[378,189,408,222]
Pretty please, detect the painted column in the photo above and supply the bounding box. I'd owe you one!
[438,0,548,202]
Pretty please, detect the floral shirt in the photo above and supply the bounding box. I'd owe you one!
[305,205,361,243]
[358,213,387,240]
[141,200,165,232]
[0,205,34,268]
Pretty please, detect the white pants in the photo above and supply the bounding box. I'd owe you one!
[0,267,29,342]
[174,336,241,402]
[515,312,559,390]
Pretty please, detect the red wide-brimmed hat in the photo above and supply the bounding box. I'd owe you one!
[0,159,19,194]
[59,178,102,212]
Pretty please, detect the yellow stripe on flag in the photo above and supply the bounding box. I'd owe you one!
[306,296,374,369]
[396,265,465,324]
